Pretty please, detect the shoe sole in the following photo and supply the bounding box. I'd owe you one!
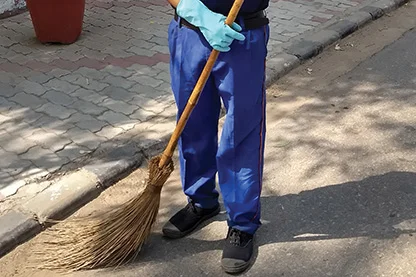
[221,236,255,274]
[162,205,221,239]
[221,262,251,274]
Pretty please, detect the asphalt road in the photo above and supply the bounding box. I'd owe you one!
[1,2,416,277]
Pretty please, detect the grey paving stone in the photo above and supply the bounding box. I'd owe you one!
[36,102,76,120]
[145,29,167,39]
[125,46,155,57]
[0,72,25,86]
[73,67,106,80]
[56,143,91,161]
[71,88,108,104]
[0,178,25,198]
[44,78,80,94]
[0,106,27,127]
[20,110,43,124]
[96,125,125,139]
[28,129,72,152]
[25,72,54,84]
[64,127,105,150]
[153,62,169,72]
[0,130,13,151]
[130,7,152,19]
[75,118,108,133]
[289,11,313,20]
[102,47,132,58]
[42,90,76,106]
[80,48,108,61]
[128,75,163,88]
[110,12,131,21]
[130,109,158,122]
[127,40,157,50]
[100,86,136,102]
[270,32,291,42]
[127,64,161,77]
[0,83,18,98]
[68,99,108,116]
[148,36,169,46]
[0,113,11,125]
[98,110,132,127]
[20,146,69,172]
[9,92,45,109]
[150,45,170,54]
[6,159,33,177]
[99,98,138,115]
[154,71,171,83]
[0,37,15,47]
[1,133,36,155]
[132,95,172,114]
[7,121,37,139]
[312,0,339,6]
[56,50,84,62]
[306,10,334,19]
[0,46,8,56]
[48,68,71,78]
[102,65,134,78]
[155,81,173,94]
[0,170,13,188]
[0,148,20,170]
[17,166,49,182]
[102,75,135,89]
[0,116,22,133]
[62,74,109,92]
[65,113,98,124]
[30,115,74,136]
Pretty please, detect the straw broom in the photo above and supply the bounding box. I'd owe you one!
[33,0,245,271]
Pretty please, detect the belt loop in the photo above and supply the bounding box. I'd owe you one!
[178,16,182,28]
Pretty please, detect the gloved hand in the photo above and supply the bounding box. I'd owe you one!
[176,0,245,52]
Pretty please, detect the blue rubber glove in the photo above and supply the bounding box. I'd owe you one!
[176,0,245,52]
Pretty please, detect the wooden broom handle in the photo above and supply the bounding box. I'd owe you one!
[159,0,245,168]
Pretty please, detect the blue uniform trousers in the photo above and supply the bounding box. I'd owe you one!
[168,17,269,234]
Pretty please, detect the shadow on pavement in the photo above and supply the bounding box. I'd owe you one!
[127,171,416,272]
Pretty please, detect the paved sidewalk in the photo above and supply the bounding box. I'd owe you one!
[0,0,391,204]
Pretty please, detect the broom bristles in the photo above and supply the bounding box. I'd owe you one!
[31,155,174,272]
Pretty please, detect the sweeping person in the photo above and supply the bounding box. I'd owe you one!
[164,0,270,273]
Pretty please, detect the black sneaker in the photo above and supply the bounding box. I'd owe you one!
[162,201,220,239]
[221,228,254,274]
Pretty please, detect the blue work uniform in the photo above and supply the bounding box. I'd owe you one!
[168,0,270,235]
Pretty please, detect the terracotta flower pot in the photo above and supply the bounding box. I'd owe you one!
[26,0,86,44]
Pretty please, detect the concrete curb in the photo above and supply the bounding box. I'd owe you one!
[0,141,148,258]
[0,0,409,260]
[0,211,41,257]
